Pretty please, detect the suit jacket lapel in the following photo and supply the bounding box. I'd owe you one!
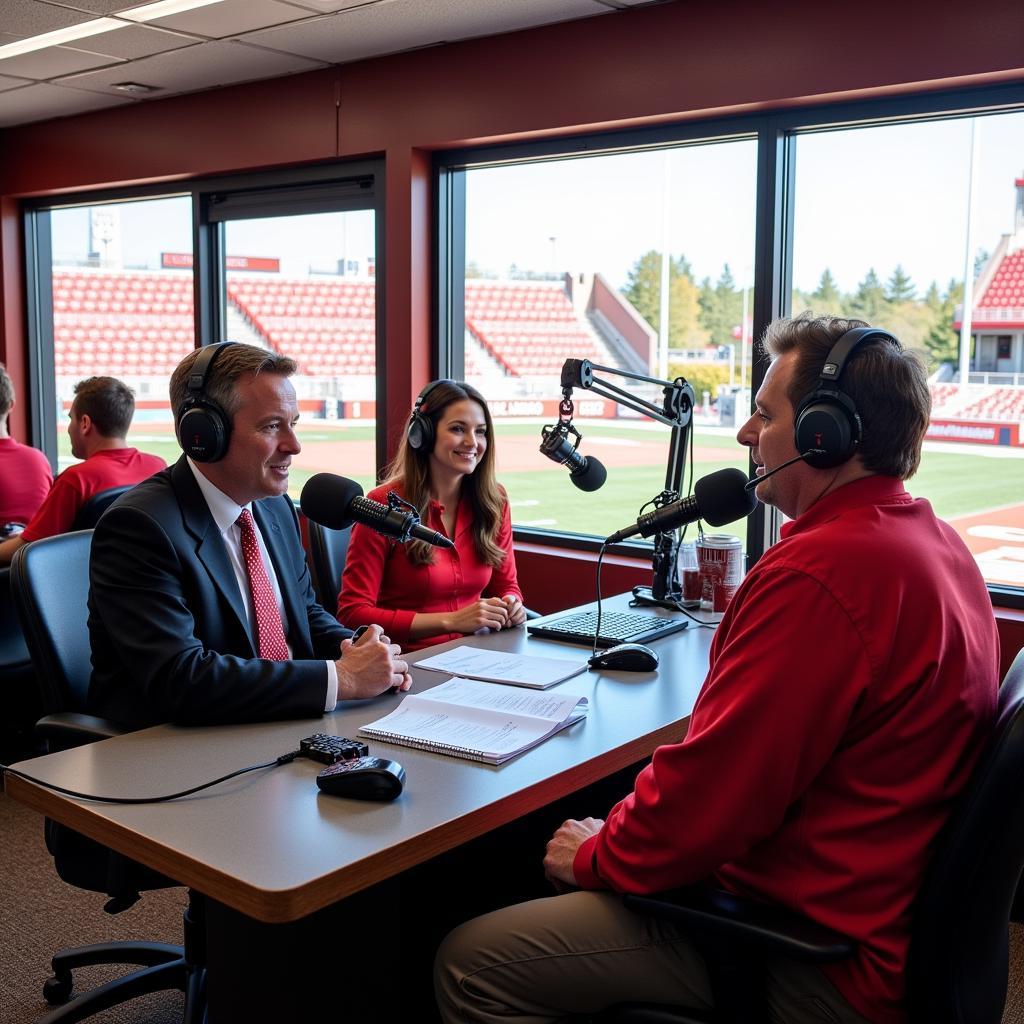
[170,457,255,657]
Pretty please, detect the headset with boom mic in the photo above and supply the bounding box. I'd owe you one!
[407,379,455,452]
[175,341,236,463]
[792,326,899,469]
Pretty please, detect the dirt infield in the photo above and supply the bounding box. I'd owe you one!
[950,504,1024,588]
[292,431,725,476]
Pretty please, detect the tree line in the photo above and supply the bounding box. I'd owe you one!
[622,249,966,370]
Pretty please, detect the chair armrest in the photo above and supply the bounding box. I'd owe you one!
[622,887,854,963]
[35,712,129,748]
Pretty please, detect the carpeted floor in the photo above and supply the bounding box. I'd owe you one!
[4,789,1024,1023]
[2,792,186,1024]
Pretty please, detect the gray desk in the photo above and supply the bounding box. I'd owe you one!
[8,594,716,1020]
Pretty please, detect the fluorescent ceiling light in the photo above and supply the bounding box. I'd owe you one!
[0,0,226,62]
[0,19,124,60]
[120,0,227,24]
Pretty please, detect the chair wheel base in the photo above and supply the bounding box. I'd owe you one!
[43,973,73,1005]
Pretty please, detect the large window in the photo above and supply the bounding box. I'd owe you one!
[440,89,1024,602]
[452,139,757,544]
[24,163,384,499]
[46,195,194,471]
[790,110,1024,590]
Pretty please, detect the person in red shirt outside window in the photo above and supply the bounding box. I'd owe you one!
[0,376,165,565]
[434,315,999,1024]
[0,361,52,537]
[338,379,525,652]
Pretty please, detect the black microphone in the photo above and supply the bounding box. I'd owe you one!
[300,473,455,549]
[539,422,607,492]
[743,450,824,490]
[606,468,756,544]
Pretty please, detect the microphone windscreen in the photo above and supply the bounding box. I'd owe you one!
[300,473,364,531]
[570,456,607,492]
[694,467,758,527]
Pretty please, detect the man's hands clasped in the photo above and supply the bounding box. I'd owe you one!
[335,623,411,699]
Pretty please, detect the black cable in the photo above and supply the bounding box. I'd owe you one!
[0,749,302,804]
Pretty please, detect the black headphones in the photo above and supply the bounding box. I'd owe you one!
[175,342,236,463]
[793,327,899,469]
[407,379,454,452]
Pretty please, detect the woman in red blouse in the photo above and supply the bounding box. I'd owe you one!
[337,380,525,651]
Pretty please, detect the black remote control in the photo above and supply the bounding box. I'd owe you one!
[299,733,369,764]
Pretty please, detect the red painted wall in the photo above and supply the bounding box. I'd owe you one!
[0,0,1022,617]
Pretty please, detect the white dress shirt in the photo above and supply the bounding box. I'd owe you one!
[187,460,338,710]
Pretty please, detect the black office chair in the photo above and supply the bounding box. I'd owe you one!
[11,530,206,1024]
[0,565,39,761]
[306,517,351,610]
[69,485,132,531]
[605,648,1024,1024]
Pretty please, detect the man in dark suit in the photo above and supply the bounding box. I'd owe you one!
[87,342,409,730]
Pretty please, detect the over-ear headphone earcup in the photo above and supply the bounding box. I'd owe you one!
[406,411,434,452]
[177,401,230,463]
[794,390,861,469]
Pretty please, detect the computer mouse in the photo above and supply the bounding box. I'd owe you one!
[315,756,406,801]
[588,643,660,672]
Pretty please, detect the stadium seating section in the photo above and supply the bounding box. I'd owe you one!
[51,271,615,382]
[977,249,1024,309]
[53,270,194,377]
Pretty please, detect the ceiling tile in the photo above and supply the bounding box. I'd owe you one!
[245,0,607,64]
[0,80,130,126]
[282,0,397,12]
[0,75,33,93]
[1,1,95,36]
[70,24,200,60]
[0,44,124,80]
[143,0,316,39]
[59,37,325,96]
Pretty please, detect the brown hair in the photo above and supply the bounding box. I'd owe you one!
[383,380,507,567]
[170,343,297,422]
[0,362,13,418]
[72,376,136,438]
[763,312,931,479]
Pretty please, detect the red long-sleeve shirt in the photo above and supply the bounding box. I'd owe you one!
[21,448,166,542]
[574,475,998,1023]
[337,482,522,651]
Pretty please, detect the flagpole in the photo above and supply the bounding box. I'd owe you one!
[958,118,980,392]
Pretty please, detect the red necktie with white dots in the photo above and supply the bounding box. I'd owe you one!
[236,509,289,661]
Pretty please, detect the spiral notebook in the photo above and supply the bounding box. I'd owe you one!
[358,677,589,764]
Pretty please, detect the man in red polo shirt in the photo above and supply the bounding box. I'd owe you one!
[0,376,165,565]
[0,361,52,536]
[435,315,999,1024]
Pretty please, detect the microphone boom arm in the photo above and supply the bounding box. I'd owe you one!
[558,358,696,607]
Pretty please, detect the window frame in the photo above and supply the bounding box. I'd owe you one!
[21,158,389,470]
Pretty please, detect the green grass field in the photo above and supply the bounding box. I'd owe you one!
[60,422,1024,539]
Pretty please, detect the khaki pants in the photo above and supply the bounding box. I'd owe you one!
[435,890,874,1024]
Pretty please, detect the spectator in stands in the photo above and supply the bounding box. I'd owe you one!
[0,361,52,537]
[434,315,999,1024]
[339,379,525,651]
[87,342,409,730]
[0,376,165,565]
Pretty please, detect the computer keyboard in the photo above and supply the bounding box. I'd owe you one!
[527,609,688,649]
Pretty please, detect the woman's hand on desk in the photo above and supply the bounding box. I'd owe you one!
[543,817,605,891]
[501,594,527,627]
[336,625,412,698]
[444,597,511,635]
